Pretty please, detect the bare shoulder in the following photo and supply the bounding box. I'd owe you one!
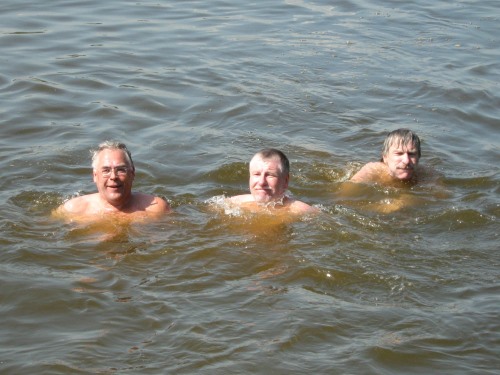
[54,194,97,216]
[135,193,171,213]
[350,162,387,183]
[228,194,254,204]
[289,199,319,214]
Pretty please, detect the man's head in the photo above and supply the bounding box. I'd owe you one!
[381,129,421,181]
[91,141,136,207]
[91,141,134,170]
[249,148,290,203]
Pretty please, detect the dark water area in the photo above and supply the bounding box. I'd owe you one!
[1,0,499,373]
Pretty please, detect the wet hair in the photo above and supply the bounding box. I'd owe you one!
[381,128,421,161]
[254,148,290,175]
[91,140,134,170]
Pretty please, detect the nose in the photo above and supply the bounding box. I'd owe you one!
[402,153,410,164]
[258,174,266,185]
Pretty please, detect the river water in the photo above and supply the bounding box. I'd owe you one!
[1,0,499,373]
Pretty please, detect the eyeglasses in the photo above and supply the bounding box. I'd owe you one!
[99,166,130,177]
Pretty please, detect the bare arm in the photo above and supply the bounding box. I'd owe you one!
[144,195,171,214]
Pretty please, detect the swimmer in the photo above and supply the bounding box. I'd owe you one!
[350,128,422,186]
[340,129,443,213]
[53,140,170,221]
[228,148,316,214]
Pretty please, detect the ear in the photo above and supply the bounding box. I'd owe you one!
[93,169,98,183]
[283,173,290,189]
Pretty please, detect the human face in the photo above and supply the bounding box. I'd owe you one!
[93,149,135,207]
[249,155,289,203]
[383,141,420,181]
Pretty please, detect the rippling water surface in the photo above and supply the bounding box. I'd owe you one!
[1,0,499,373]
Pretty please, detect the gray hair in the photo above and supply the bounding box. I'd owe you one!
[254,148,290,175]
[381,129,421,161]
[91,141,134,169]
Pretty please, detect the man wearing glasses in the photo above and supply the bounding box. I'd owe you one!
[54,141,170,220]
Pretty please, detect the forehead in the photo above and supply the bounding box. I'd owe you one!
[388,140,417,152]
[249,155,282,171]
[95,149,129,166]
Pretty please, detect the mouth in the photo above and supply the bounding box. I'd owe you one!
[396,168,414,180]
[253,188,275,202]
[256,189,272,195]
